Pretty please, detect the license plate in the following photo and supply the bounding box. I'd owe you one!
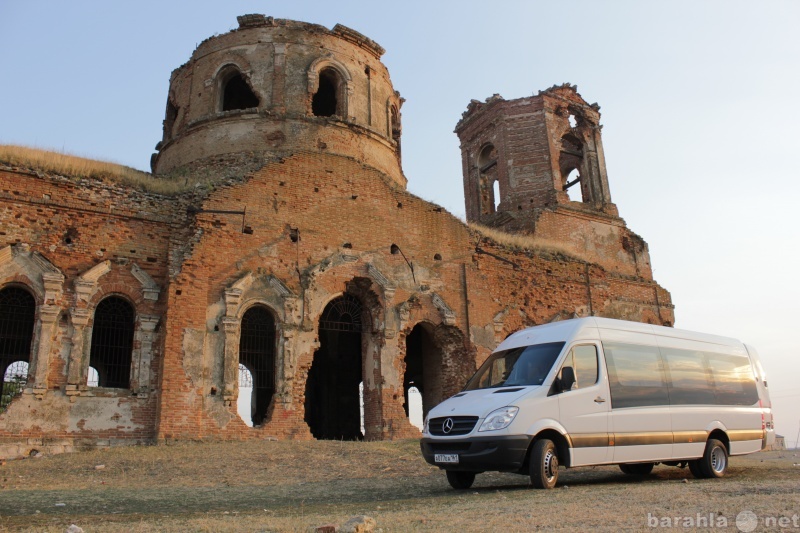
[434,454,459,464]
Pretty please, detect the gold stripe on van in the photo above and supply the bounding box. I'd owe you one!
[571,433,612,448]
[728,429,764,442]
[612,432,673,446]
[672,431,708,444]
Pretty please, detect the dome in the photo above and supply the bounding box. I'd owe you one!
[152,15,405,187]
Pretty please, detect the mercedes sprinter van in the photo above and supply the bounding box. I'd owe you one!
[420,317,775,489]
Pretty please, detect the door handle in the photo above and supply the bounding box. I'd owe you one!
[594,396,606,403]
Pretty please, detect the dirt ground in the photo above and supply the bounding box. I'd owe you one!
[0,440,797,532]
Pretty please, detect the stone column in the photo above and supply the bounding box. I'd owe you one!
[272,43,287,113]
[66,308,91,391]
[222,316,241,404]
[132,315,160,396]
[29,305,59,395]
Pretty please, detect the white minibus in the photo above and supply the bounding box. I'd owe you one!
[420,317,775,489]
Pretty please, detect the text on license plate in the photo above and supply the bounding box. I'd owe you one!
[434,454,459,464]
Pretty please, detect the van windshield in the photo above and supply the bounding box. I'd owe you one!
[464,342,565,390]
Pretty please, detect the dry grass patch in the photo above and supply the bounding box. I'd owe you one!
[470,222,576,258]
[0,145,187,195]
[469,223,537,250]
[0,441,797,532]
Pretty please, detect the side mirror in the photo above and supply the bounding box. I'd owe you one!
[557,366,576,393]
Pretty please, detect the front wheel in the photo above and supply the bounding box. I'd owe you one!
[619,462,654,476]
[529,439,559,489]
[698,439,728,478]
[446,470,476,490]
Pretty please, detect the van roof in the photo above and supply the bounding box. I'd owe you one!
[496,317,744,352]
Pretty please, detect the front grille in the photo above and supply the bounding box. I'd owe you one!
[429,416,479,436]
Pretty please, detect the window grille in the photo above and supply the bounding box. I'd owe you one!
[239,306,275,425]
[0,287,35,412]
[319,294,362,332]
[89,296,134,388]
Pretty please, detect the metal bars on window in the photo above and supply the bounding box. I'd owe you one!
[319,294,363,332]
[0,287,35,412]
[89,296,135,389]
[239,306,276,426]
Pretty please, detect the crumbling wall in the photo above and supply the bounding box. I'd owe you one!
[0,168,173,457]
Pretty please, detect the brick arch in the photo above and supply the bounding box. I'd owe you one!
[0,278,41,306]
[87,284,144,311]
[214,61,260,113]
[307,57,352,119]
[236,297,282,323]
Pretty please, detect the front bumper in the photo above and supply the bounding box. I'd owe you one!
[420,435,532,473]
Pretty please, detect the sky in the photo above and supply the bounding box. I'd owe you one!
[1,1,799,447]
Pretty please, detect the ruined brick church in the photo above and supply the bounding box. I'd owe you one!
[0,15,673,456]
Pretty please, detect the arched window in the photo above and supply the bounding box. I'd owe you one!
[312,68,341,117]
[560,133,585,202]
[238,306,276,427]
[220,68,259,112]
[89,296,135,389]
[477,144,499,215]
[0,287,35,411]
[390,105,402,159]
[163,98,179,140]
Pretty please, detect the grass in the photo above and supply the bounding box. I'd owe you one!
[469,222,577,259]
[469,223,537,250]
[0,440,796,532]
[0,145,187,195]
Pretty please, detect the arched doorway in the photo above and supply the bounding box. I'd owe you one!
[305,294,363,440]
[404,323,443,424]
[239,306,276,427]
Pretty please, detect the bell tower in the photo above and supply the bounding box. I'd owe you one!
[456,84,619,224]
[456,84,652,278]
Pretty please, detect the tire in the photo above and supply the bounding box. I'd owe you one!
[529,439,559,489]
[619,462,654,476]
[688,459,705,478]
[446,470,476,490]
[698,439,728,478]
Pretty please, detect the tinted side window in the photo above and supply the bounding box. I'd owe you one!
[662,348,716,405]
[603,342,669,408]
[707,353,759,405]
[573,345,599,388]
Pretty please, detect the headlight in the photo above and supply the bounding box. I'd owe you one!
[422,416,429,435]
[478,406,519,432]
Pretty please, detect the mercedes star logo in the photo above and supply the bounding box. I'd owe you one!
[442,418,454,434]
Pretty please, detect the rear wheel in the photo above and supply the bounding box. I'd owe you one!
[529,439,559,489]
[446,470,476,490]
[619,462,654,476]
[698,439,728,478]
